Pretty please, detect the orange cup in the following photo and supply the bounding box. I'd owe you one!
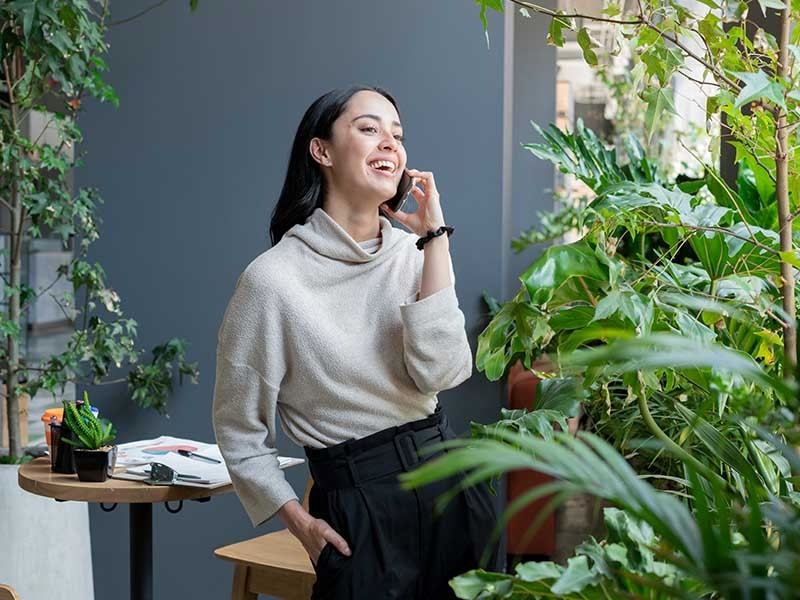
[41,408,64,447]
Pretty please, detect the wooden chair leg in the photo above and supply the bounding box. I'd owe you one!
[283,577,314,600]
[301,578,315,599]
[231,564,257,600]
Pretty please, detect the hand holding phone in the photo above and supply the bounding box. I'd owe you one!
[381,168,446,237]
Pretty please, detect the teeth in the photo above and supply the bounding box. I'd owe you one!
[368,160,396,173]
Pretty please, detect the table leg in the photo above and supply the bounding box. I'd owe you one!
[130,502,153,600]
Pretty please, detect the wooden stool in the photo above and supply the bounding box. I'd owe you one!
[0,584,21,600]
[215,478,316,600]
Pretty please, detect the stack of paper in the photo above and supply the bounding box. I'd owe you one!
[115,435,214,468]
[112,435,304,488]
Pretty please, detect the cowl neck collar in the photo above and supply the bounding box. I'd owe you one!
[284,207,403,264]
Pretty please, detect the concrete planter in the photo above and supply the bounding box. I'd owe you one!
[0,464,94,599]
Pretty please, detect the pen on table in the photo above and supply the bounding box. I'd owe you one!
[177,449,222,464]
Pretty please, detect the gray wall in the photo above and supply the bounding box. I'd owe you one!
[76,1,554,598]
[505,6,558,300]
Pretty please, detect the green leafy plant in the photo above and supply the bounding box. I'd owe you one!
[474,114,799,490]
[477,0,800,375]
[396,2,800,597]
[402,403,800,598]
[401,334,800,598]
[61,391,115,450]
[0,0,200,460]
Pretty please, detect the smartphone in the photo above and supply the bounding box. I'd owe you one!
[380,169,414,218]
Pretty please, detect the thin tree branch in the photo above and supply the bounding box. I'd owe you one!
[46,290,76,324]
[109,0,171,27]
[753,156,778,185]
[676,68,720,89]
[507,0,643,25]
[577,276,598,306]
[18,273,67,316]
[93,377,128,386]
[645,221,780,255]
[679,143,758,241]
[510,0,744,98]
[642,17,742,93]
[30,111,57,148]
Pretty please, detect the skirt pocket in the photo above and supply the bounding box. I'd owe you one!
[310,489,354,598]
[462,478,501,568]
[313,542,334,573]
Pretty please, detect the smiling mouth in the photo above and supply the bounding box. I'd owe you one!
[370,167,396,178]
[367,158,398,173]
[368,164,398,179]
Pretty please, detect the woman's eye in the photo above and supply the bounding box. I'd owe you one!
[361,126,404,142]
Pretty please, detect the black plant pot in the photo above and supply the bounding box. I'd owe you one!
[73,446,116,482]
[52,422,76,474]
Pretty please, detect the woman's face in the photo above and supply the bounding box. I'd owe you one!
[312,90,406,205]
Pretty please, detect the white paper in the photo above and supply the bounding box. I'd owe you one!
[112,435,304,488]
[115,436,217,468]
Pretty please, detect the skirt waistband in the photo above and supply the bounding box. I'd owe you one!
[303,403,449,490]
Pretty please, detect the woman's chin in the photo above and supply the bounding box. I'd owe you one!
[364,183,396,201]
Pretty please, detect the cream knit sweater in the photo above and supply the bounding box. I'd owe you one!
[212,206,473,526]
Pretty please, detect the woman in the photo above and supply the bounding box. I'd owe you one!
[212,85,499,599]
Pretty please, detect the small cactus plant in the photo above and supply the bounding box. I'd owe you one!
[62,392,116,450]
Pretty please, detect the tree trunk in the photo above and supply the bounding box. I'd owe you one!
[776,7,796,372]
[4,50,22,459]
[5,155,22,459]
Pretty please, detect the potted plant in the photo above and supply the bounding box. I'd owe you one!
[61,392,117,482]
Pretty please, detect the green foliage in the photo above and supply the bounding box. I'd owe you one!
[460,1,800,597]
[476,118,792,485]
[0,0,202,457]
[450,508,689,599]
[522,119,663,190]
[401,413,800,599]
[128,339,199,416]
[61,391,116,450]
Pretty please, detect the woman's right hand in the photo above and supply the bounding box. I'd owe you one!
[278,499,351,564]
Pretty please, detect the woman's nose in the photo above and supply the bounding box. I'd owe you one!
[380,134,399,150]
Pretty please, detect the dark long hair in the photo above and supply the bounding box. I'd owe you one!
[269,85,400,246]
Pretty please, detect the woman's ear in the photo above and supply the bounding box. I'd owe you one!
[309,137,332,167]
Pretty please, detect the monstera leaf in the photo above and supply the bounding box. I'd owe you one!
[520,241,608,308]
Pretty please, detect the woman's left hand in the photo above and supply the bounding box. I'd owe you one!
[381,168,446,236]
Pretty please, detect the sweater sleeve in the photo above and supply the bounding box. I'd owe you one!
[212,268,298,527]
[398,253,473,395]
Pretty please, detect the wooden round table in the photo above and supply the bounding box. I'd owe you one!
[19,457,234,600]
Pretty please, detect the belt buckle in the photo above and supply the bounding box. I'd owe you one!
[393,430,419,471]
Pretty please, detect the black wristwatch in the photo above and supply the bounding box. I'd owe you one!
[416,225,454,250]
